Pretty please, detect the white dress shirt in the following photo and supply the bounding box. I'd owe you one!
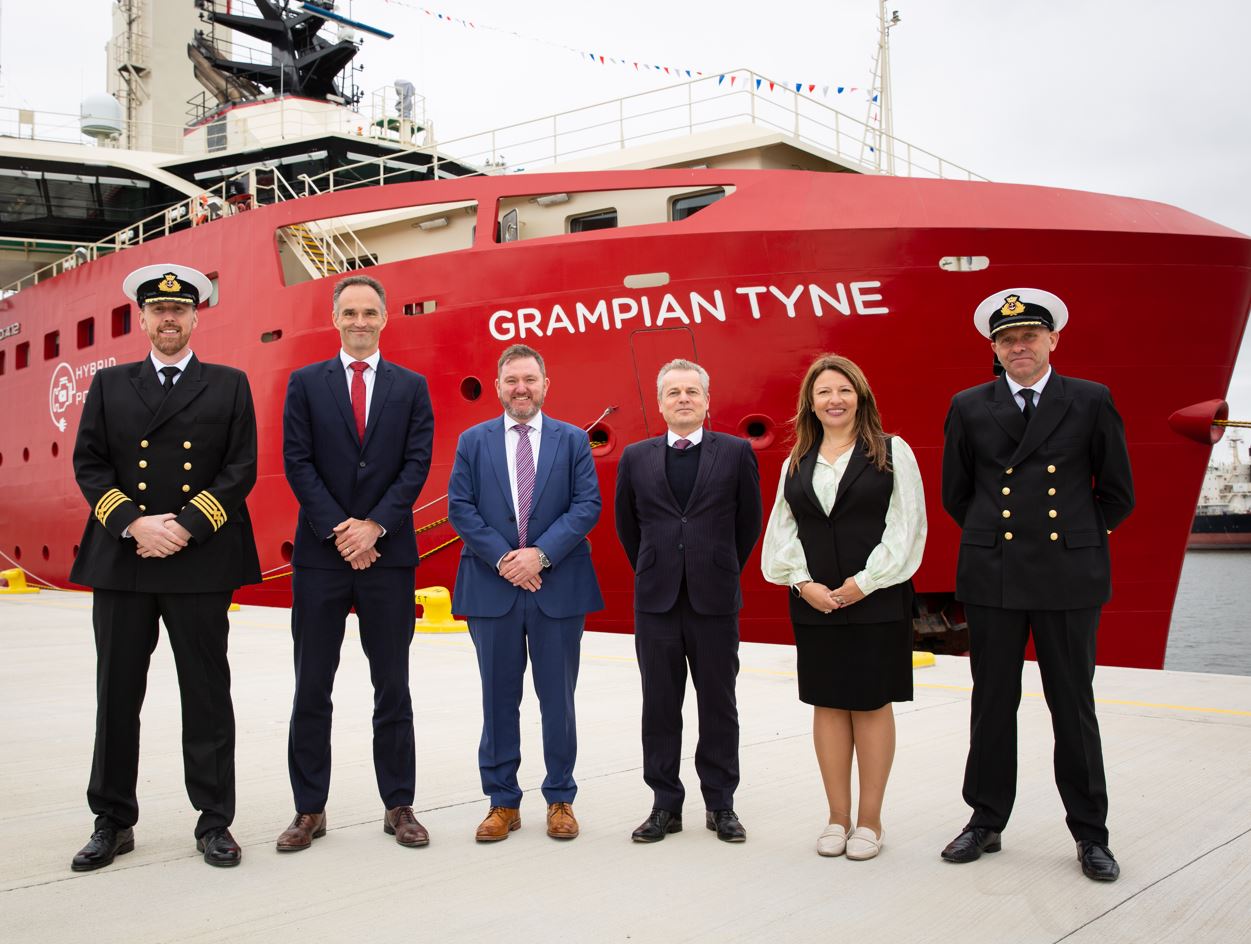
[149,349,193,385]
[339,348,381,418]
[666,427,704,447]
[504,411,543,518]
[1006,366,1052,413]
[760,436,927,596]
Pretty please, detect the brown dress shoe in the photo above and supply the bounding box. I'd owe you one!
[276,812,326,852]
[384,806,430,847]
[546,802,579,840]
[475,806,521,842]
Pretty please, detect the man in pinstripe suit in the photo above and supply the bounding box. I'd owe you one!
[615,359,763,843]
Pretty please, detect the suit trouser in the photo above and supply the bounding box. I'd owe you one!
[288,565,417,812]
[963,603,1109,843]
[88,588,235,838]
[468,592,583,807]
[635,588,740,812]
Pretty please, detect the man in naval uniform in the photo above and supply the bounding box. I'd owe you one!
[69,264,260,871]
[939,288,1134,882]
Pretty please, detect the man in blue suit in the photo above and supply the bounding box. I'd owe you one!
[277,274,434,852]
[448,344,603,842]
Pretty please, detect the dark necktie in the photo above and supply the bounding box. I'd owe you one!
[514,425,534,548]
[160,365,180,393]
[673,438,692,450]
[1020,387,1036,423]
[349,361,368,440]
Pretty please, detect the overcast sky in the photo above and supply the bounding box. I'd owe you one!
[2,0,1249,434]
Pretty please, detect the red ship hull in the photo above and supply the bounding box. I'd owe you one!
[3,169,1249,669]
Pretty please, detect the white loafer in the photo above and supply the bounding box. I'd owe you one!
[816,823,849,857]
[845,826,883,860]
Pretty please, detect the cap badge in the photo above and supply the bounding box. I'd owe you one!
[158,273,182,293]
[1000,294,1024,316]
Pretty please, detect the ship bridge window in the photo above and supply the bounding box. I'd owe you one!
[0,350,6,375]
[111,305,131,338]
[275,201,478,287]
[15,341,29,370]
[494,185,735,244]
[44,331,59,360]
[77,318,95,349]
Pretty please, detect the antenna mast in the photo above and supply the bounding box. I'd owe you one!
[860,3,901,174]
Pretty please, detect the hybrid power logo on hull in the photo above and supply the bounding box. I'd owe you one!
[49,358,116,432]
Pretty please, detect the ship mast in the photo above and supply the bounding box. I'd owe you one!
[860,3,901,174]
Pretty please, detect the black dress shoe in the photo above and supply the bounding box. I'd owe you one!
[196,827,242,868]
[632,809,682,843]
[1077,840,1120,881]
[940,826,1002,863]
[705,809,747,843]
[71,823,135,872]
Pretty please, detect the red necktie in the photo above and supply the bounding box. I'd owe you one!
[349,361,368,441]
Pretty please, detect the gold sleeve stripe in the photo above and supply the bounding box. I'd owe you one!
[190,493,227,531]
[95,489,130,526]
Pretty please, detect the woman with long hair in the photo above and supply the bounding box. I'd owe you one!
[761,353,926,860]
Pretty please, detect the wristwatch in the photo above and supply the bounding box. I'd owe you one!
[537,549,552,569]
[791,580,811,597]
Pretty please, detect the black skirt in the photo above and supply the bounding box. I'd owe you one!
[792,616,914,710]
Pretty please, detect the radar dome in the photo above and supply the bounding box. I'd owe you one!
[80,94,124,140]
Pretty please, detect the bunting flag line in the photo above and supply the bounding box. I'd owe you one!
[373,0,874,103]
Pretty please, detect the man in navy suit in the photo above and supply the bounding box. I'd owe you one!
[615,359,762,843]
[277,274,434,852]
[940,288,1133,882]
[448,344,603,842]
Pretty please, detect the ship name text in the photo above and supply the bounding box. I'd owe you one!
[0,321,20,340]
[487,280,889,342]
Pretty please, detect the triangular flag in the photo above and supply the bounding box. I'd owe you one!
[837,86,844,93]
[755,78,762,89]
[794,83,803,92]
[768,81,775,91]
[718,75,725,85]
[730,75,737,85]
[873,93,879,102]
[822,85,829,96]
[599,56,605,64]
[685,70,692,77]
[808,84,815,92]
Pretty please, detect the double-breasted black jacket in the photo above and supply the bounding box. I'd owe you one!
[69,355,261,593]
[941,372,1134,610]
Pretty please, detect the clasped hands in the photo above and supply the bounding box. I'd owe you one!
[132,513,192,558]
[499,547,543,592]
[333,517,383,570]
[799,576,865,614]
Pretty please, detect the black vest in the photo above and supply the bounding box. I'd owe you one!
[783,438,912,625]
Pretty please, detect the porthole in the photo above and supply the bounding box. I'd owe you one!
[22,447,30,462]
[51,442,59,458]
[460,377,482,401]
[738,413,776,450]
[13,546,21,561]
[588,423,615,457]
[41,546,50,560]
[281,541,294,563]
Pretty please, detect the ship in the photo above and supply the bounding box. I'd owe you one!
[2,1,1250,670]
[1189,434,1251,549]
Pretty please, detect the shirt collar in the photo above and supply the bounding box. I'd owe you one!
[340,349,381,371]
[1006,366,1052,398]
[503,411,543,434]
[667,427,704,447]
[150,349,193,375]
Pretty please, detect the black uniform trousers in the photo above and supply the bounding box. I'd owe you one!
[89,588,235,838]
[634,581,740,813]
[963,603,1109,844]
[288,564,416,813]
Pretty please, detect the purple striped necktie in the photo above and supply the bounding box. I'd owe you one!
[514,424,534,547]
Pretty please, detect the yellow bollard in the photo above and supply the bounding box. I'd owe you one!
[0,568,41,594]
[414,586,468,634]
[912,651,936,669]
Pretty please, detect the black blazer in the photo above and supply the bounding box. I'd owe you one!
[70,355,261,593]
[283,355,434,569]
[941,372,1134,610]
[615,430,762,616]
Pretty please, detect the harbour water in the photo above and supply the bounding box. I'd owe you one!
[1165,550,1251,676]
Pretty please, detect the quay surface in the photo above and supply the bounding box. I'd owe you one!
[1,592,1248,943]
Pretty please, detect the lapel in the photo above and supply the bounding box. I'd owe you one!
[143,354,207,436]
[323,357,360,446]
[489,417,514,513]
[686,429,719,510]
[833,441,872,511]
[647,435,682,513]
[362,357,395,451]
[530,415,559,507]
[129,359,164,418]
[1008,373,1072,468]
[985,376,1027,444]
[797,447,824,516]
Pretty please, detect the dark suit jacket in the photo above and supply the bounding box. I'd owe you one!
[448,414,603,619]
[70,355,261,592]
[615,431,762,616]
[283,355,434,569]
[941,372,1134,610]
